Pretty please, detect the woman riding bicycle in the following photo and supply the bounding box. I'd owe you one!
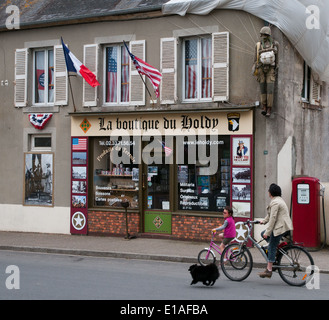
[259,183,293,279]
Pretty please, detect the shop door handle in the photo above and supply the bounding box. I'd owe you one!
[142,173,146,190]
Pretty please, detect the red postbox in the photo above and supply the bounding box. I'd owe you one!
[292,177,321,248]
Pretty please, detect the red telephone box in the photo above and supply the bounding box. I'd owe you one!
[292,177,320,248]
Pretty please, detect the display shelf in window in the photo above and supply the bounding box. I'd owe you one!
[92,137,139,209]
[93,165,139,208]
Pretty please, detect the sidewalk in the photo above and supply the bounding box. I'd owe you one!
[0,231,328,274]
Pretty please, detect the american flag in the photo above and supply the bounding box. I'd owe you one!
[72,138,87,151]
[201,38,212,98]
[185,39,198,99]
[106,47,117,103]
[158,140,173,157]
[124,41,162,98]
[121,48,129,102]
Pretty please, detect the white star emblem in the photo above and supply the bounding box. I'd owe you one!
[72,212,86,231]
[234,222,249,242]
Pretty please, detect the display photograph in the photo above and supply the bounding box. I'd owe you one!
[24,153,53,206]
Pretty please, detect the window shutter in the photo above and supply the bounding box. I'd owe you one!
[212,32,229,102]
[83,44,99,107]
[129,40,145,106]
[160,38,177,104]
[14,48,28,107]
[310,74,321,105]
[54,44,68,105]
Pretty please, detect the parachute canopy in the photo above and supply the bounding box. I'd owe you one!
[162,0,329,83]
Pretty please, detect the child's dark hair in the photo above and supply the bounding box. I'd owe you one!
[225,206,233,216]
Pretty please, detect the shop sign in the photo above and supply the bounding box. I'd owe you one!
[71,111,253,136]
[144,211,172,234]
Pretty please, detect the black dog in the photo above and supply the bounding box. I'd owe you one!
[188,263,219,286]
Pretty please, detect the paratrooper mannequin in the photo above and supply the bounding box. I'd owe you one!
[252,26,279,117]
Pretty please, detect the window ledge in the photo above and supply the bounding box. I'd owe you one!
[23,106,60,113]
[301,100,322,110]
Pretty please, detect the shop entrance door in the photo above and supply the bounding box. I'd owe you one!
[142,144,171,234]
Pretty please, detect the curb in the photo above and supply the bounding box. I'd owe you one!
[0,245,197,264]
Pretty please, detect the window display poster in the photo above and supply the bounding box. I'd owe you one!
[71,137,88,235]
[232,201,251,218]
[232,137,250,166]
[231,135,252,221]
[24,153,53,207]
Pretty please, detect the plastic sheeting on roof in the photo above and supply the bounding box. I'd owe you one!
[162,0,329,83]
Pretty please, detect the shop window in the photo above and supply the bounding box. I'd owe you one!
[33,48,54,105]
[177,135,230,212]
[91,137,138,208]
[145,139,170,210]
[104,44,130,104]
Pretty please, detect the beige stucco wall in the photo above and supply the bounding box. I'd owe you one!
[0,9,328,237]
[0,10,262,233]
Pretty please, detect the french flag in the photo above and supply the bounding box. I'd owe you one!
[61,38,100,87]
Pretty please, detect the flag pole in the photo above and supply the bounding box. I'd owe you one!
[123,41,155,106]
[68,74,77,112]
[137,72,155,105]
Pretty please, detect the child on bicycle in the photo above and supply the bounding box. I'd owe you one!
[212,206,236,253]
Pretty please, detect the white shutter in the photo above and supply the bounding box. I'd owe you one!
[212,32,229,102]
[160,37,177,104]
[83,44,99,107]
[54,45,68,106]
[310,74,321,106]
[129,40,145,106]
[14,48,28,107]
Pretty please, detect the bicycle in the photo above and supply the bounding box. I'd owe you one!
[198,231,231,266]
[220,220,315,286]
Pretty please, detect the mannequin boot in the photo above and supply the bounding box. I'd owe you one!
[261,104,267,116]
[265,107,272,117]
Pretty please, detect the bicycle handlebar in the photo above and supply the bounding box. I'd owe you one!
[243,220,260,225]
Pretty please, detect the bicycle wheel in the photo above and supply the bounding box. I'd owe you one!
[277,245,315,287]
[198,249,216,266]
[220,243,253,281]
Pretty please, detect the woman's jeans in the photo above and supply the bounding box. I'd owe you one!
[261,230,282,263]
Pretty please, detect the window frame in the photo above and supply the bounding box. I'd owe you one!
[30,134,52,152]
[182,36,213,103]
[301,61,321,106]
[301,62,311,103]
[32,47,54,106]
[103,43,130,106]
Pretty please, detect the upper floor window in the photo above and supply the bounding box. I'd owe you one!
[104,44,130,104]
[183,37,212,101]
[33,48,54,105]
[301,61,321,106]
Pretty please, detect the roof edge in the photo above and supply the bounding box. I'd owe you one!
[0,4,164,32]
